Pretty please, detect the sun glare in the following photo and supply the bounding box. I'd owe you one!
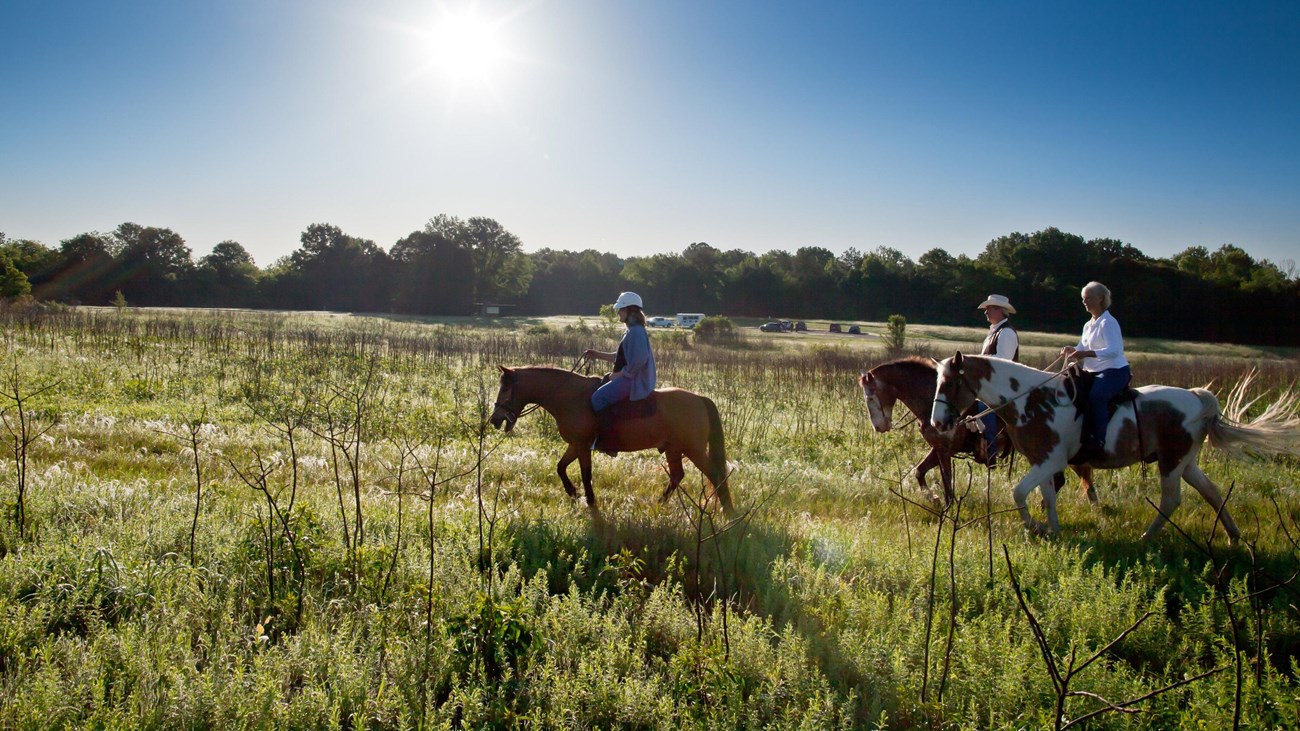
[427,9,507,86]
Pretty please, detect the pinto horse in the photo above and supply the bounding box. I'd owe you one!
[860,357,1094,505]
[488,366,734,518]
[931,352,1300,541]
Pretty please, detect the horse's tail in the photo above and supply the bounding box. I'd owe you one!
[703,396,735,513]
[1203,375,1300,461]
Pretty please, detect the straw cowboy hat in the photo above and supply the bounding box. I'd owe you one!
[976,294,1016,315]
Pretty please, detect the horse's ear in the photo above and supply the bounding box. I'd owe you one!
[952,351,964,367]
[498,365,511,374]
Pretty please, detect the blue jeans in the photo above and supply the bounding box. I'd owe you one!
[976,404,1000,452]
[591,376,633,412]
[1086,366,1131,446]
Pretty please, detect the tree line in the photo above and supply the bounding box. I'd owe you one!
[3,218,1297,346]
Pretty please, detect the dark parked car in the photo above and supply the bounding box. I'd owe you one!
[760,322,784,332]
[848,324,861,334]
[794,321,807,331]
[829,323,842,333]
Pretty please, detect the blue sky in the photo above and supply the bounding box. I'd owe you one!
[3,0,1297,270]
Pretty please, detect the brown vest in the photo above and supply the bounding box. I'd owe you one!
[982,322,1019,362]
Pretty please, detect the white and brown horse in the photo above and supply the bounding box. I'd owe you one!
[930,352,1300,541]
[860,357,1095,505]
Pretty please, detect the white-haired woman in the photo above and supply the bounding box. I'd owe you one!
[583,291,657,453]
[1060,281,1130,462]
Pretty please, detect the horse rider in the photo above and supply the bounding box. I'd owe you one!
[583,291,658,455]
[974,294,1019,464]
[1060,281,1130,463]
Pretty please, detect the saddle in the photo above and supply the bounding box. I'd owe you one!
[1064,364,1151,464]
[592,392,658,455]
[1065,363,1140,416]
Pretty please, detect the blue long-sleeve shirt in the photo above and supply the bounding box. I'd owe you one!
[614,324,657,400]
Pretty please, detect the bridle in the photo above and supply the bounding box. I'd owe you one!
[493,353,592,426]
[863,374,918,431]
[494,371,538,426]
[932,367,983,427]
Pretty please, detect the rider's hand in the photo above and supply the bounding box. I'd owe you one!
[1060,346,1077,359]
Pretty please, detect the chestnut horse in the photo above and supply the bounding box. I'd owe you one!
[931,352,1300,541]
[860,357,1094,505]
[488,366,734,517]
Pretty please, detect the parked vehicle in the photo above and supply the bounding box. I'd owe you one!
[848,324,861,334]
[759,322,784,332]
[647,316,674,328]
[794,321,807,331]
[675,313,705,329]
[829,323,842,333]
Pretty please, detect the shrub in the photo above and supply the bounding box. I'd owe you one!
[884,314,906,357]
[692,315,739,345]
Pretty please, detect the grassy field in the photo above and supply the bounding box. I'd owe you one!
[1,306,1298,729]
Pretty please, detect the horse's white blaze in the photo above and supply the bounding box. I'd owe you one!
[860,377,892,432]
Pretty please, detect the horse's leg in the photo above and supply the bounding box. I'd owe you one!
[1071,465,1099,505]
[556,443,582,499]
[1040,474,1061,535]
[661,450,686,502]
[913,448,943,504]
[1012,463,1061,536]
[1182,464,1241,544]
[1142,467,1184,542]
[683,446,727,512]
[936,452,955,507]
[577,448,600,518]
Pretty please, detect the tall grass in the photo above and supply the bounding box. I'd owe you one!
[0,305,1297,729]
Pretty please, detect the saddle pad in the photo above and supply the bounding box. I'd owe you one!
[608,393,658,420]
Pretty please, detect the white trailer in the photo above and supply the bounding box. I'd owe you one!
[675,313,705,329]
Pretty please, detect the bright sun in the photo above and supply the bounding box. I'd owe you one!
[427,9,508,86]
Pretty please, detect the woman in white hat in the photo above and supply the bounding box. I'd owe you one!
[583,291,658,453]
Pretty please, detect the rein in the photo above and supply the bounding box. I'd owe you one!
[495,355,593,423]
[948,355,1070,427]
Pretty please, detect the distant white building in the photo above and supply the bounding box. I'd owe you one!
[675,313,705,329]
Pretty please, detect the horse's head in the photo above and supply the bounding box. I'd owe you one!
[859,370,896,432]
[490,366,521,432]
[931,352,978,430]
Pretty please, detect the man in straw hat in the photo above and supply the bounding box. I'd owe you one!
[978,293,1019,361]
[972,294,1020,464]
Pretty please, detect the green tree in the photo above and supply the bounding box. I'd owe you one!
[390,230,475,314]
[0,252,31,299]
[114,223,194,305]
[195,240,259,306]
[464,217,532,303]
[423,214,532,304]
[49,232,118,304]
[519,249,624,315]
[286,223,391,311]
[884,314,907,357]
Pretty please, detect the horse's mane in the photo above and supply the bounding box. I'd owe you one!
[873,356,937,377]
[956,353,1054,379]
[511,365,601,382]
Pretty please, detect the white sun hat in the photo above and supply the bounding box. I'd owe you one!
[612,291,643,310]
[976,294,1016,314]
